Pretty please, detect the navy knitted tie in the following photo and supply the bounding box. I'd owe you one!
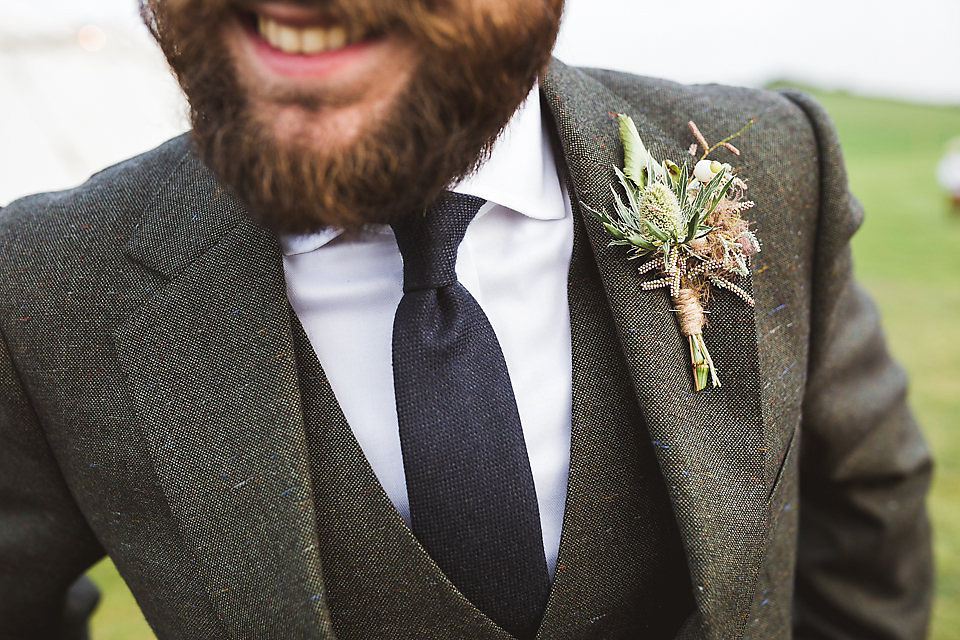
[390,192,550,639]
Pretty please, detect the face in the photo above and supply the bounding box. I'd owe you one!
[142,0,565,233]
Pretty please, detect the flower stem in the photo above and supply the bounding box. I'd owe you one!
[702,120,756,160]
[688,333,721,391]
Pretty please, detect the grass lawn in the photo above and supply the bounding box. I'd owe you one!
[85,88,960,639]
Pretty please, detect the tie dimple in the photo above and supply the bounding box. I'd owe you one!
[391,191,480,291]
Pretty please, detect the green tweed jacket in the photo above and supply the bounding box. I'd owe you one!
[0,59,933,640]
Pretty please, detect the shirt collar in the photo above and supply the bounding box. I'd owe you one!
[450,82,566,223]
[280,82,564,256]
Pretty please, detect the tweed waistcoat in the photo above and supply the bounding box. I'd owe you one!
[289,213,695,640]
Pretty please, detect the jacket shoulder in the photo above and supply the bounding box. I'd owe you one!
[577,66,816,134]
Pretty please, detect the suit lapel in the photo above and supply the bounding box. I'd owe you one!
[114,146,334,640]
[542,60,769,640]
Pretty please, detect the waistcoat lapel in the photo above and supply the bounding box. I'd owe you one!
[534,203,695,640]
[291,312,513,640]
[114,147,334,640]
[542,60,769,640]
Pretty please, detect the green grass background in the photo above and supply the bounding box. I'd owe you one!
[85,88,960,639]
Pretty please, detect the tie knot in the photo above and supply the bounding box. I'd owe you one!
[391,192,486,291]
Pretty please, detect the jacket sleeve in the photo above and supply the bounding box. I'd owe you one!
[0,327,105,639]
[781,90,935,640]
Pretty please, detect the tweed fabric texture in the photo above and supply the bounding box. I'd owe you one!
[294,315,512,640]
[293,208,693,639]
[544,65,768,640]
[535,182,694,640]
[391,191,549,638]
[0,59,932,639]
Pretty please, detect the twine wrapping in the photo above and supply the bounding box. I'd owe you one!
[674,288,705,336]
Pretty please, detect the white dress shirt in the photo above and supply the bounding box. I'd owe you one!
[280,85,573,576]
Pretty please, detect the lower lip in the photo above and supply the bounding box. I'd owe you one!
[246,26,383,79]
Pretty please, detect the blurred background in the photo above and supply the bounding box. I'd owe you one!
[2,0,959,637]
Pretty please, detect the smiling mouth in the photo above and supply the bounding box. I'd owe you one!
[256,16,370,54]
[237,5,384,56]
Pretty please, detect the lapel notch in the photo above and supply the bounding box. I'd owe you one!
[122,135,248,280]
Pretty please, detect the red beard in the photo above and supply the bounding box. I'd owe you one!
[142,0,564,233]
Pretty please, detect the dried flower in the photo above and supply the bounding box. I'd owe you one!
[737,231,761,256]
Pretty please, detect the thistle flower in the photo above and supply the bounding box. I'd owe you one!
[639,182,685,240]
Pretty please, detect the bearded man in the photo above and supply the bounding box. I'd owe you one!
[0,0,933,639]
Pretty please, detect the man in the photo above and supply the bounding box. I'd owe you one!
[0,0,933,638]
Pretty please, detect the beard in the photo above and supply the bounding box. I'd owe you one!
[141,0,564,233]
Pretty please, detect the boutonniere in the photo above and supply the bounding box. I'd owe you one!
[585,114,760,391]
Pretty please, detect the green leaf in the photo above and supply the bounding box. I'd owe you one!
[614,166,642,214]
[643,218,670,243]
[609,185,628,219]
[689,170,728,226]
[695,168,727,212]
[704,176,737,218]
[618,114,648,188]
[627,233,658,251]
[676,162,690,201]
[685,207,700,243]
[602,222,626,240]
[583,202,622,233]
[618,113,665,188]
[581,202,609,224]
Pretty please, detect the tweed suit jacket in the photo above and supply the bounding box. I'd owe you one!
[0,59,933,640]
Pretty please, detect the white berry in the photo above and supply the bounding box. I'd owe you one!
[694,159,722,183]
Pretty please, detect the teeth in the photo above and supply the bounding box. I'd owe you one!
[300,28,327,54]
[276,24,302,53]
[326,26,348,50]
[257,16,361,54]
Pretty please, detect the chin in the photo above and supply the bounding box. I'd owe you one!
[257,102,366,152]
[240,62,416,156]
